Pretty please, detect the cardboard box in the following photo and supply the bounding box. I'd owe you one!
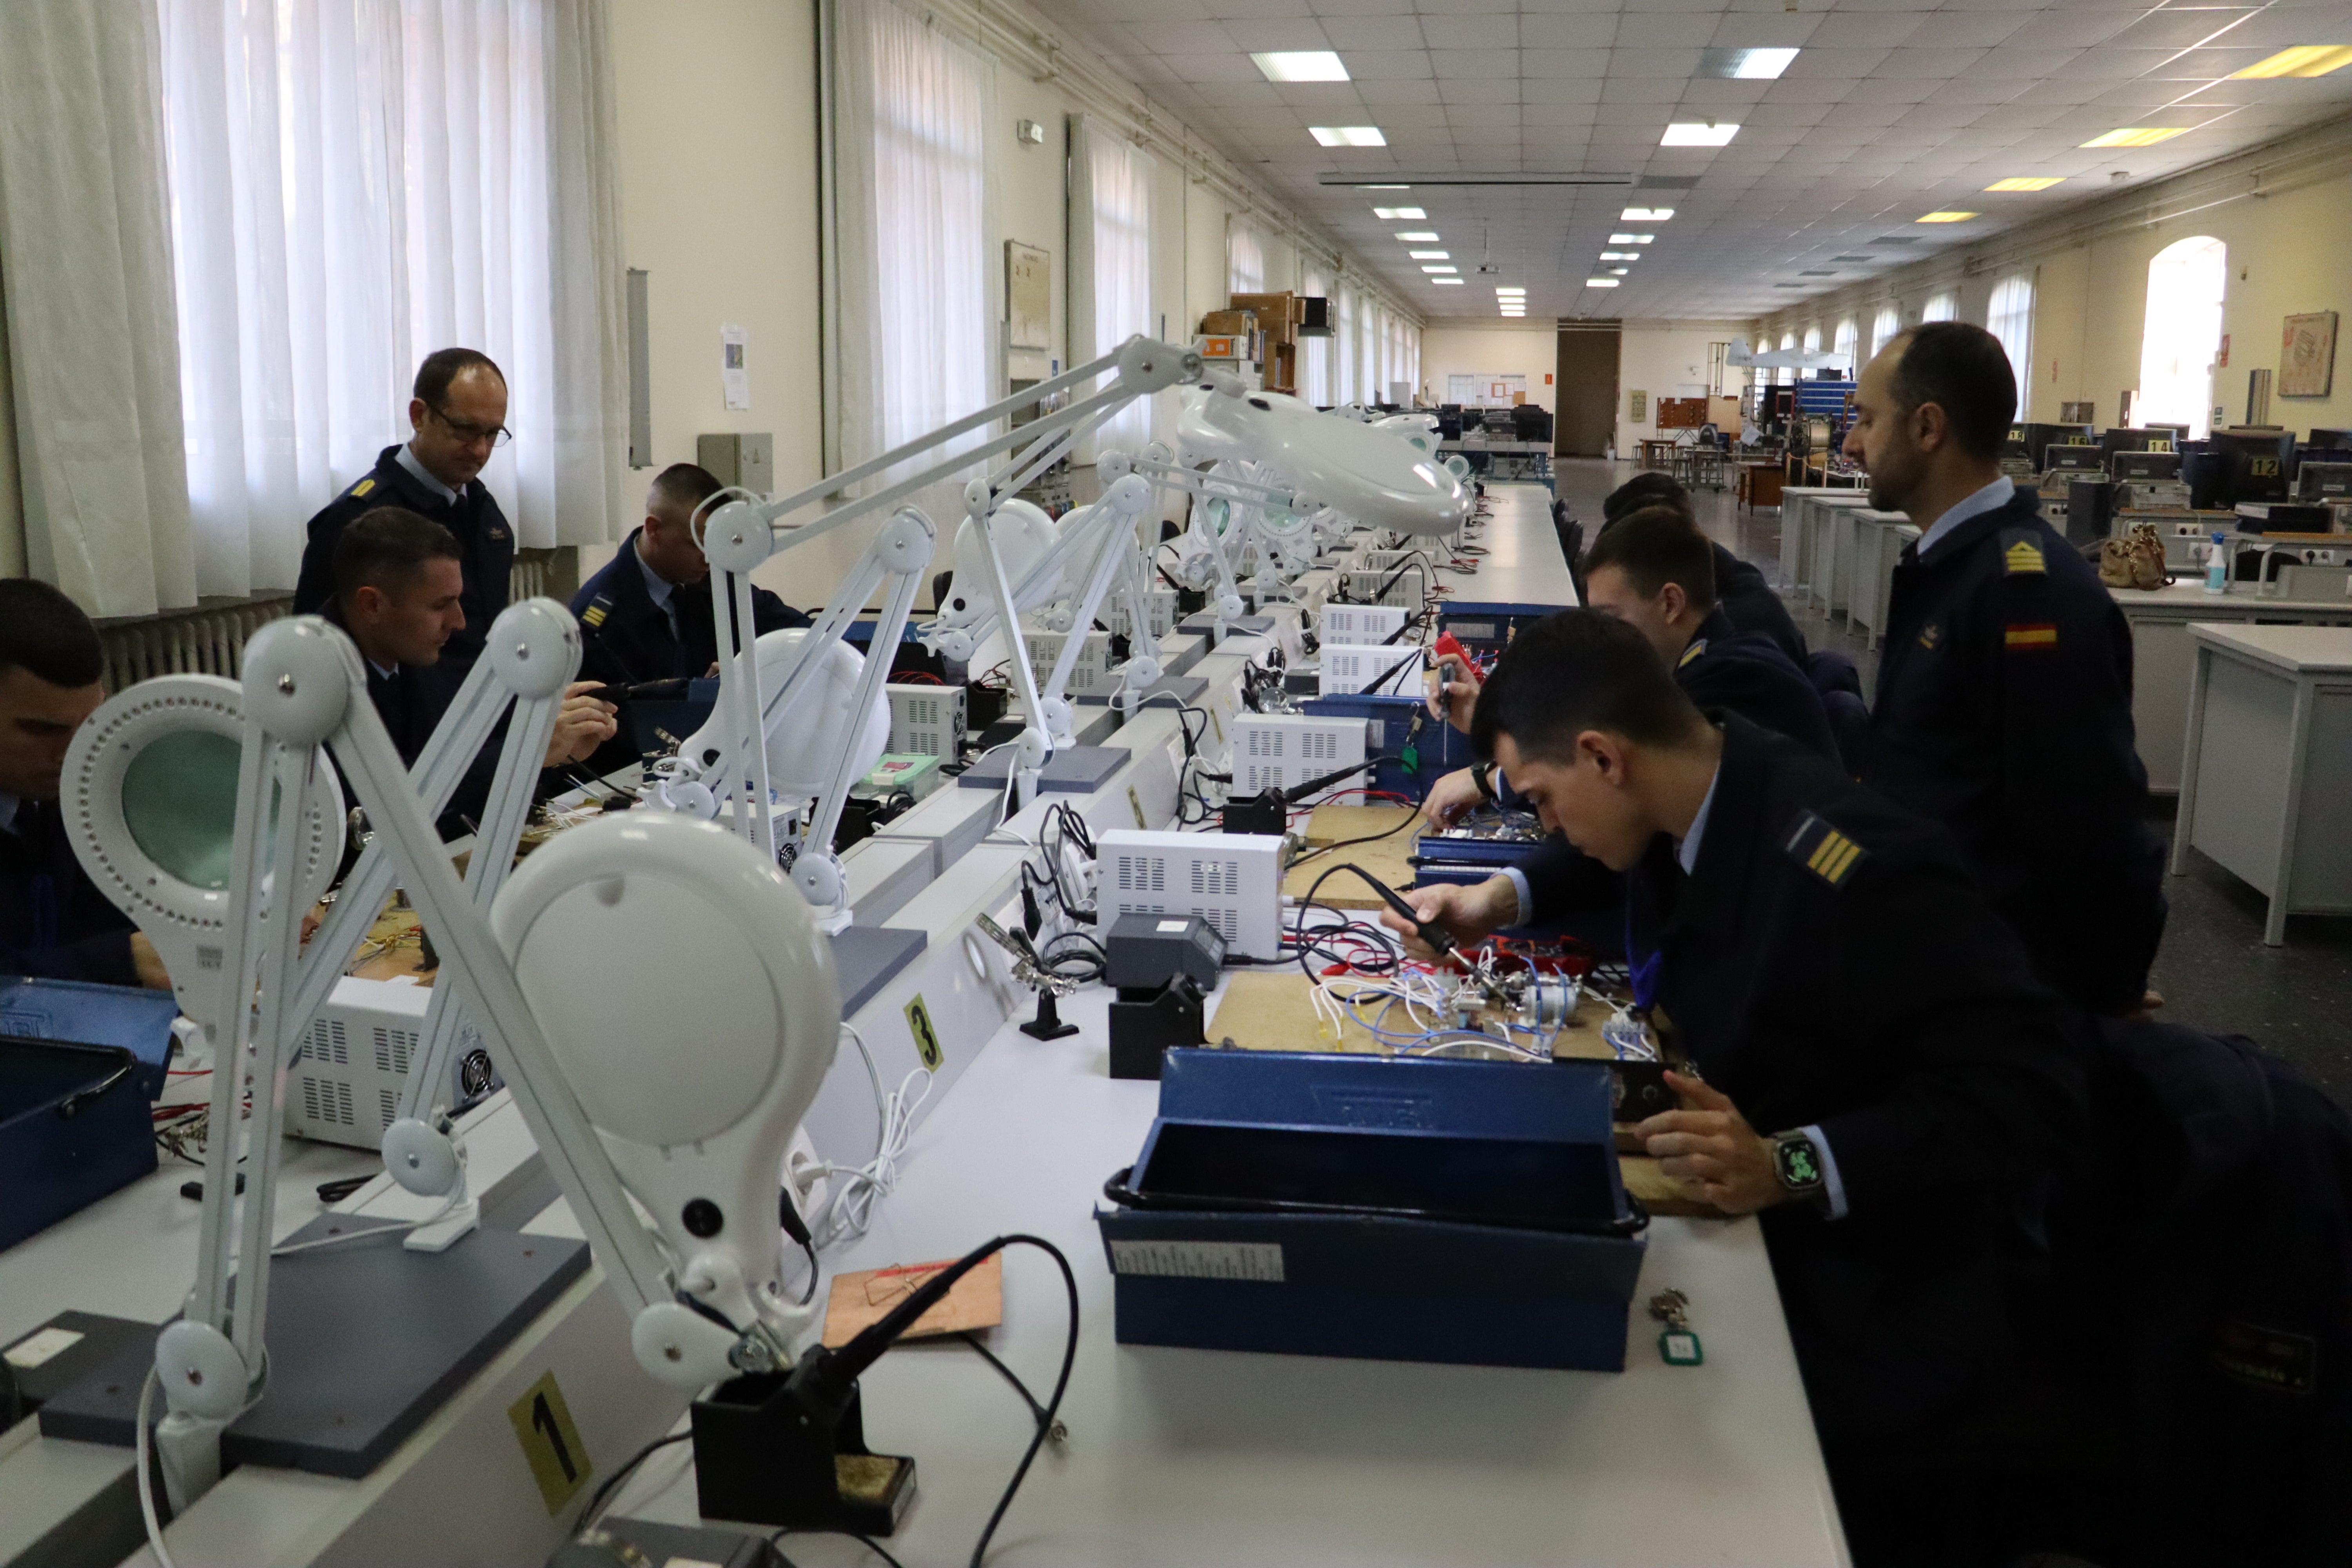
[1095,1049,1648,1372]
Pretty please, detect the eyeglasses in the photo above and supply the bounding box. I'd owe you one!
[428,405,513,448]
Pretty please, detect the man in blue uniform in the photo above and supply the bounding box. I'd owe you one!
[1383,612,2090,1564]
[0,581,169,988]
[1845,323,2166,1016]
[326,509,615,833]
[570,462,809,688]
[1603,472,1808,666]
[294,349,518,702]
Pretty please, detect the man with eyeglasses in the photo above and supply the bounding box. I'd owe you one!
[294,348,519,700]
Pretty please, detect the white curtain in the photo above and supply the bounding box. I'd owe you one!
[835,0,990,488]
[1987,275,2036,415]
[161,0,630,595]
[1922,293,1956,323]
[1832,318,1857,372]
[1301,266,1330,406]
[0,0,195,616]
[158,0,626,598]
[2138,239,2225,438]
[1335,282,1357,404]
[1227,221,1264,297]
[1067,116,1153,460]
[1870,305,1901,359]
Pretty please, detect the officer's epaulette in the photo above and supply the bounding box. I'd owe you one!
[1998,527,2046,576]
[347,476,376,500]
[580,593,614,630]
[1782,809,1869,889]
[1678,639,1707,669]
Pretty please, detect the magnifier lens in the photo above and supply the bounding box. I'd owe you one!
[123,731,244,890]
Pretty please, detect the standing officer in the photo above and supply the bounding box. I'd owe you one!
[294,349,518,700]
[571,462,809,688]
[1383,612,2090,1564]
[1844,323,2166,1016]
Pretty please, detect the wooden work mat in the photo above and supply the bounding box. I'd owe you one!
[1206,968,1717,1218]
[1282,803,1421,909]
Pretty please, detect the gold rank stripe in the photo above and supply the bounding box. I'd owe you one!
[2004,622,2057,649]
[1806,830,1863,885]
[2003,539,2045,574]
[1678,639,1706,668]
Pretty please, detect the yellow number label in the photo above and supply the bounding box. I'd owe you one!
[906,994,944,1071]
[1127,785,1149,830]
[507,1371,593,1514]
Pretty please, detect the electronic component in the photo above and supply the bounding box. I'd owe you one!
[1096,829,1284,960]
[885,682,965,758]
[1337,568,1422,609]
[1020,626,1117,696]
[1230,713,1369,795]
[2296,461,2352,502]
[1318,603,1409,644]
[1105,586,1180,642]
[1108,975,1207,1081]
[1104,911,1227,991]
[853,753,942,803]
[288,976,503,1151]
[1317,644,1423,697]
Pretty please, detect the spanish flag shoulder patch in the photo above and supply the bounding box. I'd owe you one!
[580,593,613,630]
[1782,809,1869,889]
[2004,622,2058,651]
[349,477,376,499]
[1678,639,1707,669]
[1999,527,2045,576]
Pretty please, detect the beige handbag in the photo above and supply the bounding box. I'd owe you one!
[2100,523,2172,590]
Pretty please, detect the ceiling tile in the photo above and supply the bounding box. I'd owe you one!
[1429,48,1521,77]
[1873,46,1991,76]
[1154,52,1267,81]
[1522,48,1614,77]
[1345,49,1437,77]
[1352,76,1445,103]
[1219,18,1334,49]
[1125,20,1238,53]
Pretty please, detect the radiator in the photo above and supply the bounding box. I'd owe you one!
[94,552,567,693]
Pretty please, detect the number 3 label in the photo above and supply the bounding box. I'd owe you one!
[507,1370,594,1513]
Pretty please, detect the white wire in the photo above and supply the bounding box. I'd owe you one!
[269,1186,464,1257]
[135,1366,180,1568]
[806,1022,934,1251]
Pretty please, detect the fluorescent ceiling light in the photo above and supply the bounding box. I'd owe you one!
[1599,251,1641,260]
[1984,177,2063,192]
[2081,127,2187,148]
[1916,211,1976,223]
[2232,45,2352,79]
[1698,47,1798,80]
[1494,288,1526,296]
[1252,51,1349,82]
[1622,207,1675,221]
[1373,206,1425,219]
[1609,234,1655,244]
[1394,230,1440,241]
[1312,126,1387,147]
[1408,250,1450,260]
[1363,183,1410,190]
[1432,278,1464,285]
[1585,278,1621,288]
[1661,122,1739,147]
[1608,268,1629,276]
[1421,264,1457,273]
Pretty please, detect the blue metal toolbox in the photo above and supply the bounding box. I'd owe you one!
[0,975,181,1099]
[0,1037,158,1252]
[1096,1049,1647,1372]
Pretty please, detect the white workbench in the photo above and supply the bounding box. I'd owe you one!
[1844,510,1915,650]
[614,983,1851,1568]
[1439,482,1579,609]
[2171,623,2352,944]
[2110,582,2352,793]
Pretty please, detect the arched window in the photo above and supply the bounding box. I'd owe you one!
[1871,305,1901,358]
[1922,293,1956,323]
[2139,236,2227,438]
[1779,330,1797,385]
[1986,276,2036,401]
[1832,318,1856,372]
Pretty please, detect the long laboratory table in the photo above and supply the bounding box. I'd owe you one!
[1436,482,1580,609]
[613,982,1851,1567]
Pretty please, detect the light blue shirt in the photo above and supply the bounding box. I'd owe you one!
[1913,474,2015,562]
[395,442,462,507]
[634,534,681,640]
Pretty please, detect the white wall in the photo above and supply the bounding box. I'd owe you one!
[1617,321,1744,449]
[1420,325,1558,410]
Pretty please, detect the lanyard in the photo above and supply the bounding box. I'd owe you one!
[1624,901,1664,1013]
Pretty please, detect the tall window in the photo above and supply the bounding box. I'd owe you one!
[1070,119,1153,454]
[1227,222,1265,296]
[1870,306,1901,359]
[158,0,619,595]
[837,0,989,478]
[1301,267,1331,405]
[1802,325,1822,354]
[1778,330,1797,386]
[1832,318,1857,371]
[1922,293,1956,323]
[2139,237,2227,438]
[1336,283,1358,404]
[1986,276,2036,410]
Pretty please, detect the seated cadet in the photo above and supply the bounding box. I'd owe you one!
[0,581,170,988]
[1602,471,1807,666]
[1845,323,2167,1017]
[327,508,616,831]
[1418,508,1834,832]
[1385,612,2089,1565]
[571,462,809,689]
[294,349,518,701]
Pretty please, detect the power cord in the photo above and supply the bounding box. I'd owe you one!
[806,1023,933,1251]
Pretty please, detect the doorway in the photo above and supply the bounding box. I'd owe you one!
[1556,325,1620,457]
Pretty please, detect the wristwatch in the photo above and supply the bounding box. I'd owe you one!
[1771,1129,1828,1202]
[1472,760,1497,802]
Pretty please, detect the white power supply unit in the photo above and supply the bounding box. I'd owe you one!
[1318,643,1424,697]
[1105,587,1179,642]
[287,975,501,1150]
[1096,829,1284,960]
[1319,603,1410,645]
[1339,569,1423,609]
[1232,713,1370,796]
[886,682,967,759]
[1021,626,1116,695]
